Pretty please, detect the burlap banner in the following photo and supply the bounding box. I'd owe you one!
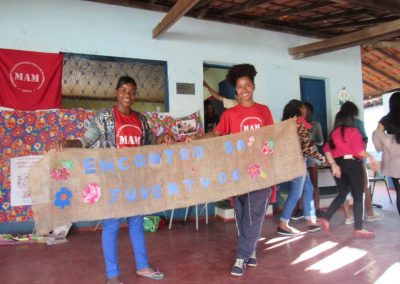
[29,119,305,234]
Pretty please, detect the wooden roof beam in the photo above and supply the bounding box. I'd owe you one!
[223,0,272,17]
[362,40,400,49]
[364,87,400,99]
[318,16,399,31]
[330,0,400,14]
[363,60,399,84]
[300,8,370,24]
[85,0,169,12]
[363,79,383,91]
[289,19,400,59]
[375,49,400,65]
[192,0,214,18]
[256,1,332,22]
[202,13,327,38]
[152,0,200,38]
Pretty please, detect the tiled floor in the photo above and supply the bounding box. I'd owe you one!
[2,183,399,284]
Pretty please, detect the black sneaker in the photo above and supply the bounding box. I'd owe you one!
[291,209,304,220]
[231,258,246,276]
[277,227,305,236]
[247,251,257,267]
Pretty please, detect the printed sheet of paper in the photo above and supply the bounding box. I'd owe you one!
[11,155,43,206]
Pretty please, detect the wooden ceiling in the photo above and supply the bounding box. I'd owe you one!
[88,0,400,99]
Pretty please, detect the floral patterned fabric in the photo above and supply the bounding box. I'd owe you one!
[0,109,94,223]
[0,109,203,223]
[143,111,203,141]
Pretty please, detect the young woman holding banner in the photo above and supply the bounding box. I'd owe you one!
[191,64,274,277]
[55,76,175,284]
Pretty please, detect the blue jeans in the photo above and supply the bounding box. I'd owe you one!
[280,173,316,222]
[102,216,149,279]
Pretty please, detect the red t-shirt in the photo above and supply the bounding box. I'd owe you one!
[215,103,274,135]
[323,127,365,159]
[113,107,143,148]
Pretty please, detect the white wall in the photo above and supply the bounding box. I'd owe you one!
[0,0,364,125]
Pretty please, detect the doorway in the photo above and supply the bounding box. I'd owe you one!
[300,77,328,141]
[203,63,235,133]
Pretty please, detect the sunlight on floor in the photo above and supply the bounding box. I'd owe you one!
[375,263,400,284]
[290,241,338,265]
[264,235,305,250]
[264,236,291,244]
[306,246,367,273]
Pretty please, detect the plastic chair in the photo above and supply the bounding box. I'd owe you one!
[368,171,393,204]
[168,204,208,231]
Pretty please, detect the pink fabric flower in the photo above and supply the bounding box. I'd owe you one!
[248,163,261,179]
[83,182,101,204]
[50,167,71,181]
[191,167,199,175]
[261,140,274,155]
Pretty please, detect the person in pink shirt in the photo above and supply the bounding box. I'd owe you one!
[320,110,380,239]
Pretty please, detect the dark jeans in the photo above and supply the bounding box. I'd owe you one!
[234,188,271,261]
[391,177,400,216]
[324,158,365,230]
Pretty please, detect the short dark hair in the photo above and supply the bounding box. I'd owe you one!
[116,76,137,90]
[282,99,303,120]
[226,64,257,86]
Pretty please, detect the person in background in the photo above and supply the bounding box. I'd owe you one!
[204,99,220,133]
[194,64,273,277]
[291,102,324,220]
[320,110,380,239]
[54,76,175,284]
[278,100,325,236]
[203,80,238,108]
[373,91,400,216]
[340,101,382,225]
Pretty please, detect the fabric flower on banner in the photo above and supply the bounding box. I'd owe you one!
[82,182,101,204]
[261,139,275,155]
[50,159,73,181]
[248,163,267,179]
[191,166,199,175]
[60,159,73,171]
[54,187,73,209]
[247,136,255,146]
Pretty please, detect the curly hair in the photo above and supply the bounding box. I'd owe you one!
[226,63,257,86]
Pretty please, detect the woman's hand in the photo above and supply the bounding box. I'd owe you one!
[163,134,176,146]
[54,138,67,152]
[184,136,193,144]
[368,157,381,172]
[330,163,342,178]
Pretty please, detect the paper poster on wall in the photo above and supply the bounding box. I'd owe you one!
[11,155,43,206]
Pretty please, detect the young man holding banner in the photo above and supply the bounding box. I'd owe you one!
[55,76,175,284]
[192,64,274,276]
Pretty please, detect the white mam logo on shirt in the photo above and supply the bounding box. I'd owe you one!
[116,125,142,146]
[240,117,263,132]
